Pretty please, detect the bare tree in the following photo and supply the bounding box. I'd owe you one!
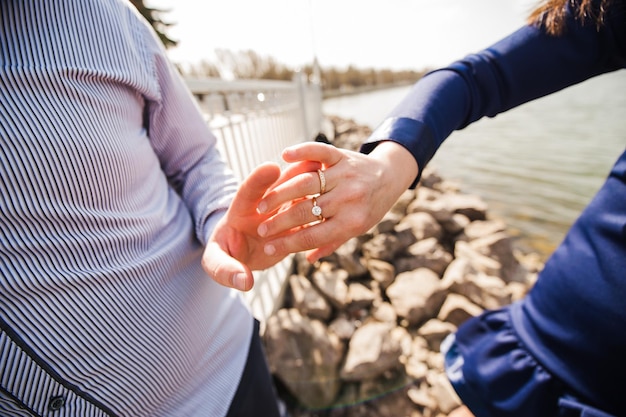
[130,0,177,49]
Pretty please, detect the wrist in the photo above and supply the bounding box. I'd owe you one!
[369,140,419,191]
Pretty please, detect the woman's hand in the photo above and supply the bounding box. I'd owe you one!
[202,162,284,291]
[256,140,418,263]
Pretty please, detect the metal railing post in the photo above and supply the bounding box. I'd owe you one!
[294,71,310,141]
[185,76,323,323]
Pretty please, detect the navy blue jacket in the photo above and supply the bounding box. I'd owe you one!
[362,1,626,414]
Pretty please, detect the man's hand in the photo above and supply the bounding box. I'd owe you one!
[202,162,283,291]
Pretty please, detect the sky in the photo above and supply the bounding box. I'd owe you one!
[147,0,538,72]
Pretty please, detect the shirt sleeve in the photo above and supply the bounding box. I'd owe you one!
[139,21,239,244]
[361,0,626,187]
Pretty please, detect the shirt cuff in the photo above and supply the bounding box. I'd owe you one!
[360,117,436,188]
[201,208,228,245]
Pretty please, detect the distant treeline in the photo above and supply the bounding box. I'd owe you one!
[180,49,428,92]
[129,3,426,91]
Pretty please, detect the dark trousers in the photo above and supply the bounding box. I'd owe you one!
[225,320,283,417]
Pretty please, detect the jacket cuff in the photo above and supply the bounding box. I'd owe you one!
[360,117,436,188]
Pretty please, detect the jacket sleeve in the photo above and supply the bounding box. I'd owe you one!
[139,21,239,245]
[361,0,626,187]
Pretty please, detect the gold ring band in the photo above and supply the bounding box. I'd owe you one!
[311,196,323,220]
[317,169,326,195]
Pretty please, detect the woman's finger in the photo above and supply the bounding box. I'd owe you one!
[282,141,344,166]
[262,215,353,259]
[259,159,336,215]
[259,170,323,214]
[258,142,348,216]
[258,193,336,238]
[270,160,320,189]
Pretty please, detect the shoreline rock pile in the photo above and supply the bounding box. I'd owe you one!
[262,116,543,417]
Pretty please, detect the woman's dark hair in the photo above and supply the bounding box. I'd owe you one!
[528,0,614,35]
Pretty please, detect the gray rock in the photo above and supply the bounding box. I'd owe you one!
[366,258,396,289]
[347,282,377,310]
[386,268,447,326]
[264,309,344,409]
[362,232,403,262]
[469,232,526,283]
[340,322,409,381]
[311,262,349,309]
[437,293,484,327]
[395,237,453,276]
[395,211,443,241]
[289,274,332,320]
[335,237,368,277]
[417,319,458,352]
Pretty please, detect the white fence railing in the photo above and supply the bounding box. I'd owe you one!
[186,73,323,322]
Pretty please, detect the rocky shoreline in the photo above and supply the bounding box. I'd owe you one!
[322,81,416,99]
[262,116,543,417]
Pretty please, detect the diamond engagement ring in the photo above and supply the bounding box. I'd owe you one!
[317,169,326,195]
[311,196,323,220]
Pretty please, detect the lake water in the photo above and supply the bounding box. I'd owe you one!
[323,71,626,259]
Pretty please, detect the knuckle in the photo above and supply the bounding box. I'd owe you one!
[302,230,319,249]
[299,201,314,222]
[351,211,370,229]
[347,181,369,200]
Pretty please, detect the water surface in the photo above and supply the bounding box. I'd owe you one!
[323,71,626,259]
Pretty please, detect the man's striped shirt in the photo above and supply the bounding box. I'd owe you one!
[0,1,253,415]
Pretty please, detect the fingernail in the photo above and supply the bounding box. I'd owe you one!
[232,273,248,291]
[258,201,267,214]
[257,223,267,237]
[264,244,276,256]
[282,148,295,158]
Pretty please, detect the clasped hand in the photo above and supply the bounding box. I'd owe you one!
[204,141,417,291]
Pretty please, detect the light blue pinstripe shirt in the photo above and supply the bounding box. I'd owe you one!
[0,1,254,416]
